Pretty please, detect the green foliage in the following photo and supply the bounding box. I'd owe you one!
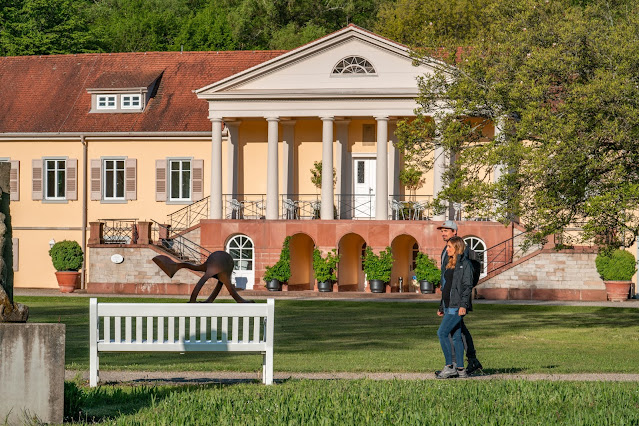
[398,166,424,200]
[74,380,639,424]
[312,248,340,283]
[414,252,440,286]
[48,240,83,271]
[263,236,291,283]
[595,249,637,281]
[362,246,393,282]
[310,161,337,190]
[396,0,639,245]
[63,379,84,422]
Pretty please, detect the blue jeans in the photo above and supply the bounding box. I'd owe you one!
[437,313,464,367]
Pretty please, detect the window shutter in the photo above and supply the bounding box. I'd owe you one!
[32,159,43,200]
[90,159,101,200]
[125,158,137,200]
[156,159,167,201]
[12,238,18,271]
[192,159,204,201]
[66,158,78,200]
[9,160,19,201]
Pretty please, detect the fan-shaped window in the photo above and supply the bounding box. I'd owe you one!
[226,235,254,271]
[332,56,376,75]
[463,236,487,278]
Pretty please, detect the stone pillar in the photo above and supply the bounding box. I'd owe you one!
[432,146,446,221]
[210,118,223,219]
[225,120,241,197]
[281,120,296,198]
[492,117,506,184]
[321,116,334,220]
[88,222,104,245]
[266,117,280,220]
[388,120,399,200]
[335,119,351,218]
[375,116,389,220]
[136,221,152,245]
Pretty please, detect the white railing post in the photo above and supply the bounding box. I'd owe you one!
[264,299,275,384]
[89,298,99,387]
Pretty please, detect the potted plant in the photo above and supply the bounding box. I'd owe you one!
[49,240,83,293]
[310,161,338,219]
[313,248,340,292]
[263,237,291,291]
[414,252,441,294]
[362,246,393,293]
[595,248,636,301]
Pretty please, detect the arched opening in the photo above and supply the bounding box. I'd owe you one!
[390,234,419,292]
[288,233,315,290]
[225,234,255,289]
[337,233,366,292]
[463,235,487,278]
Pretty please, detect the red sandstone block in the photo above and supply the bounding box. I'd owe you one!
[509,288,533,300]
[532,289,579,301]
[580,290,608,301]
[476,287,508,300]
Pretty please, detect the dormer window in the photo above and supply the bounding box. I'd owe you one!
[121,94,141,109]
[97,95,116,109]
[332,56,376,75]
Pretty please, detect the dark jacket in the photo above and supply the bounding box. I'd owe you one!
[439,251,474,312]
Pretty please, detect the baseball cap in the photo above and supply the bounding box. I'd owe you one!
[436,220,458,231]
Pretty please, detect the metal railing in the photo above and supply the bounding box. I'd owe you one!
[99,219,138,244]
[483,230,543,276]
[167,196,209,233]
[151,220,211,263]
[223,194,266,219]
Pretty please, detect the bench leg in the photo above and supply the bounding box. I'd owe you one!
[263,349,273,385]
[89,349,99,387]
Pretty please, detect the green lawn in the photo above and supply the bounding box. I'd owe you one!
[17,296,639,374]
[68,380,639,424]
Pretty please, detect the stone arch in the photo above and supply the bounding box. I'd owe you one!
[462,235,488,278]
[337,232,366,292]
[288,233,315,290]
[391,233,419,292]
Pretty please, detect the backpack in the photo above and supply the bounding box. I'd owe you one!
[465,248,482,288]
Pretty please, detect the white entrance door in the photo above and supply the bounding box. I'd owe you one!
[226,235,255,289]
[353,158,376,218]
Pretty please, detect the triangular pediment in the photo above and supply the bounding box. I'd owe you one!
[196,25,441,100]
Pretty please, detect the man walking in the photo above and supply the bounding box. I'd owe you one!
[437,220,483,375]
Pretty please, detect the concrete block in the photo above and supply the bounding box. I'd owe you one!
[0,323,65,425]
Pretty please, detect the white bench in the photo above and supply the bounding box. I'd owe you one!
[89,298,274,386]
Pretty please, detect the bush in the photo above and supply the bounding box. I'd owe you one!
[313,248,340,283]
[49,240,83,271]
[595,249,637,281]
[263,237,291,283]
[414,252,441,286]
[362,246,393,282]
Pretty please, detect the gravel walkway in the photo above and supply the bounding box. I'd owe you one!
[66,370,639,385]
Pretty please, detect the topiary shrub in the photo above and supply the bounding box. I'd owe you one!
[313,248,340,283]
[595,249,636,281]
[414,252,441,287]
[362,246,393,283]
[263,237,291,283]
[49,240,83,271]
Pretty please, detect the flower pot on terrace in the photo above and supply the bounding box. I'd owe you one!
[369,279,386,293]
[603,280,631,302]
[419,280,434,294]
[317,281,333,292]
[266,279,282,292]
[55,271,80,293]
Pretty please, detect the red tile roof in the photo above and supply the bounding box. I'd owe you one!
[0,50,286,134]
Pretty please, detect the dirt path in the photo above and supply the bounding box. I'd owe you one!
[66,370,639,385]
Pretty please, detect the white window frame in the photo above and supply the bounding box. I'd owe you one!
[44,158,66,200]
[331,56,377,76]
[97,95,117,109]
[121,94,142,110]
[168,158,192,202]
[102,158,126,200]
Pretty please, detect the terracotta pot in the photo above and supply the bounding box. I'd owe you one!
[603,280,631,302]
[55,271,80,293]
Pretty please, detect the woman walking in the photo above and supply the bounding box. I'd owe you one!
[436,236,474,379]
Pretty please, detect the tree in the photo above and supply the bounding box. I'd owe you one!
[397,0,639,247]
[310,161,336,191]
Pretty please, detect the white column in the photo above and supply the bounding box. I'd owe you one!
[432,144,446,221]
[388,120,399,200]
[335,119,350,218]
[493,118,505,183]
[210,118,223,219]
[321,116,334,220]
[266,117,280,220]
[225,121,241,197]
[375,116,389,220]
[281,120,296,197]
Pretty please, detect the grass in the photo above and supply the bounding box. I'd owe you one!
[16,296,639,374]
[67,379,639,424]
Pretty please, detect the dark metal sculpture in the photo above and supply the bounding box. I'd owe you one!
[152,251,253,303]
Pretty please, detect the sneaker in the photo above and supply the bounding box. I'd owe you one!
[466,358,483,375]
[435,365,458,379]
[456,368,468,378]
